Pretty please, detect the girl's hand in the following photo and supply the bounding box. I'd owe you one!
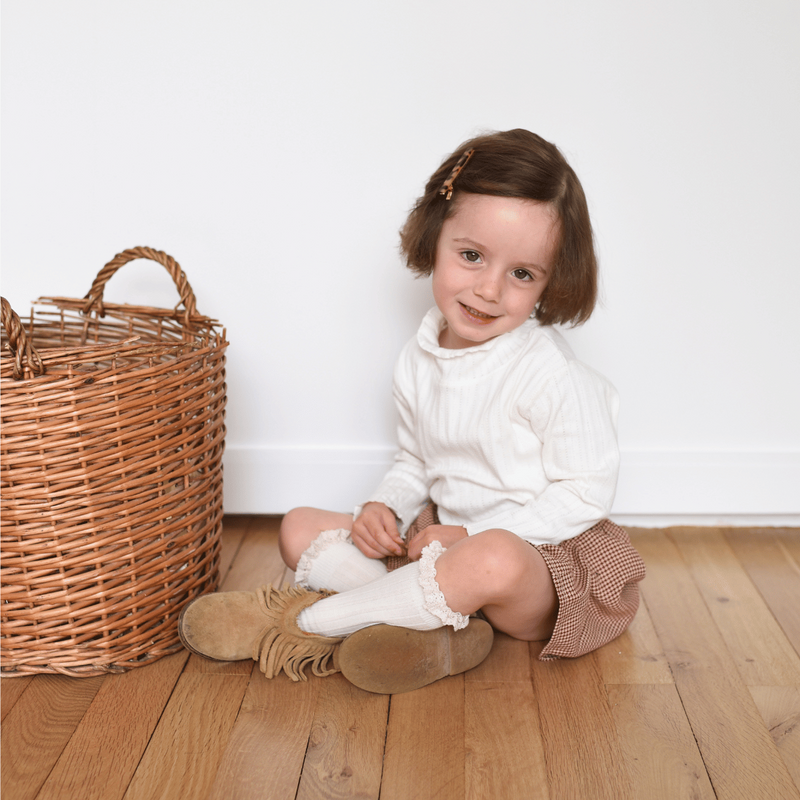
[407,524,468,561]
[351,502,406,559]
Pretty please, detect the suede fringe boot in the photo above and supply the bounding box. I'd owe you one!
[178,584,342,681]
[178,543,495,693]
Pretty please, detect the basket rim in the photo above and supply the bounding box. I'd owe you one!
[36,295,223,326]
[1,298,228,384]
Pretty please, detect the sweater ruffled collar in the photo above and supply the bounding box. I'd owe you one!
[416,307,539,370]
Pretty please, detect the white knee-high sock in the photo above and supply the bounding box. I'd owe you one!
[294,528,388,592]
[297,541,468,637]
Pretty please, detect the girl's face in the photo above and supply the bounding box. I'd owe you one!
[432,193,558,350]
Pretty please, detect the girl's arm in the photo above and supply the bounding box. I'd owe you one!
[350,501,406,558]
[354,344,431,541]
[405,524,468,561]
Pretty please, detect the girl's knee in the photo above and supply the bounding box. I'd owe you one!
[278,507,305,546]
[279,507,311,538]
[435,529,554,624]
[278,507,319,568]
[449,529,557,637]
[469,527,527,562]
[452,528,532,589]
[278,507,353,569]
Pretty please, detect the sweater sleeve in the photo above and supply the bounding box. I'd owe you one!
[358,344,431,536]
[463,361,620,545]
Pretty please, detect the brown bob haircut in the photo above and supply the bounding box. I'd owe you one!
[400,129,597,326]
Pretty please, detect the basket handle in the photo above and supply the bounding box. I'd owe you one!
[1,296,46,379]
[82,247,200,325]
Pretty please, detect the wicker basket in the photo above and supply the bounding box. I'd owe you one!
[1,247,228,677]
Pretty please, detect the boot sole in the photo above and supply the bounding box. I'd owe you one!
[178,597,210,659]
[177,593,255,661]
[336,620,494,694]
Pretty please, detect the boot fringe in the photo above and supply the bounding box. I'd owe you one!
[252,584,342,681]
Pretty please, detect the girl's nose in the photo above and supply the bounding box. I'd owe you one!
[475,271,502,302]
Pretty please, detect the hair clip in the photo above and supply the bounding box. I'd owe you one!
[438,148,475,200]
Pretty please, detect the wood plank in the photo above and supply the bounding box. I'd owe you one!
[4,520,796,800]
[207,669,320,800]
[35,652,188,800]
[465,680,548,800]
[671,528,800,685]
[465,630,531,683]
[530,646,633,800]
[631,528,800,799]
[773,528,800,569]
[1,674,105,800]
[0,676,34,722]
[749,686,800,790]
[295,673,388,800]
[220,516,287,592]
[595,595,673,685]
[381,677,465,800]
[122,672,249,800]
[607,684,715,799]
[184,652,254,675]
[727,529,800,658]
[280,566,295,586]
[219,514,253,584]
[463,633,548,799]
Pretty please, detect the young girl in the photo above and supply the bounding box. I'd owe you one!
[179,129,646,694]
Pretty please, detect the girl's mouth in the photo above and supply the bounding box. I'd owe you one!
[459,303,497,325]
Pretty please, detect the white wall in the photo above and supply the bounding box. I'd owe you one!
[3,0,799,525]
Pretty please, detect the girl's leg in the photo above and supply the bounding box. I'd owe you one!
[279,506,354,569]
[299,528,556,641]
[297,543,466,636]
[279,506,389,593]
[181,532,493,692]
[180,524,551,691]
[283,517,555,640]
[433,529,559,642]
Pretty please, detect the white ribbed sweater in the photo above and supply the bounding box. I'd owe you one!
[364,308,620,546]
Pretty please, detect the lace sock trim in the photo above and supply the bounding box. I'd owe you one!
[418,542,469,631]
[294,528,352,588]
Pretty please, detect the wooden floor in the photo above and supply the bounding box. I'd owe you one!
[2,518,800,800]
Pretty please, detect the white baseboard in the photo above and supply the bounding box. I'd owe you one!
[610,514,800,528]
[222,446,394,516]
[222,446,800,526]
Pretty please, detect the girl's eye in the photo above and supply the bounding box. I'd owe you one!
[461,250,482,264]
[512,268,534,281]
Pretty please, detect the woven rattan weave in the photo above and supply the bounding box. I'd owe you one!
[1,247,228,677]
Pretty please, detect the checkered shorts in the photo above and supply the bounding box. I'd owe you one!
[386,504,645,660]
